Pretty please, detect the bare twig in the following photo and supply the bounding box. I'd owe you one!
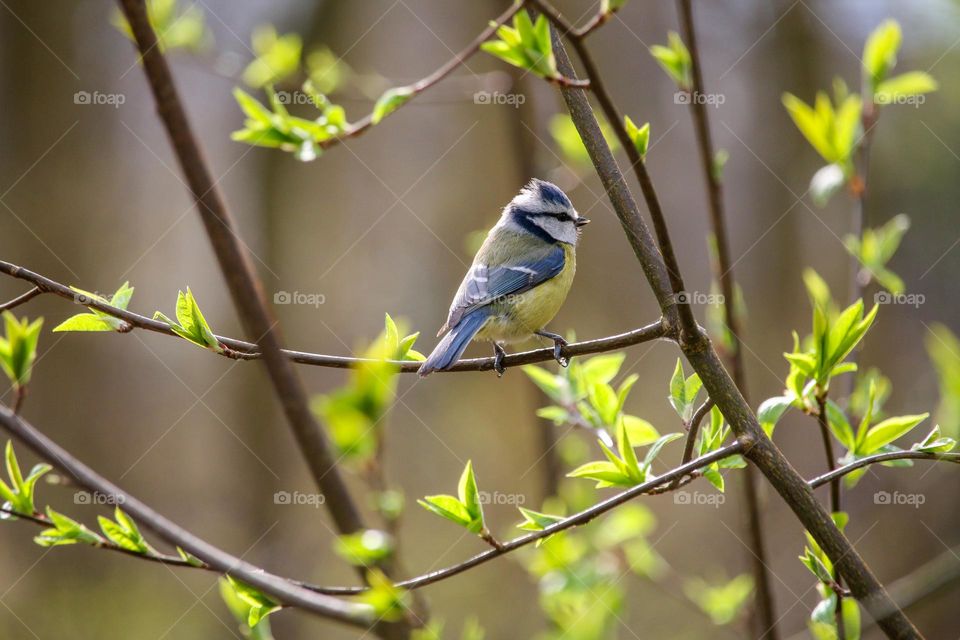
[809,450,960,489]
[0,260,668,373]
[0,405,371,627]
[681,398,715,465]
[0,286,41,312]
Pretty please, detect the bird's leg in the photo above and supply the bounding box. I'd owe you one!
[536,330,569,367]
[493,343,507,377]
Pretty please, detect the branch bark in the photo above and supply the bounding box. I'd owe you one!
[673,1,779,631]
[539,4,922,635]
[0,406,371,628]
[0,259,668,373]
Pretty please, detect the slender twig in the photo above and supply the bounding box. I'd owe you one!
[0,260,668,373]
[814,392,845,639]
[302,443,743,595]
[815,395,842,513]
[116,0,368,540]
[0,286,40,312]
[528,0,699,342]
[0,405,371,627]
[809,450,960,489]
[317,3,584,151]
[538,3,921,635]
[670,2,778,629]
[681,398,715,465]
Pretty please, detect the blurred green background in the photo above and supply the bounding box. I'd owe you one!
[1,0,959,638]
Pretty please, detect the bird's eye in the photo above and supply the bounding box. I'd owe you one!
[555,212,572,222]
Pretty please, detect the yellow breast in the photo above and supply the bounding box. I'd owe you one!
[475,244,576,343]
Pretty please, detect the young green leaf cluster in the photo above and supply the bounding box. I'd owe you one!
[480,11,561,82]
[649,32,692,90]
[694,407,746,492]
[53,282,134,333]
[843,214,910,295]
[0,441,50,519]
[152,288,224,353]
[783,20,937,208]
[232,85,349,162]
[799,513,862,640]
[525,353,660,448]
[418,460,489,538]
[0,312,42,393]
[312,314,422,463]
[243,25,303,88]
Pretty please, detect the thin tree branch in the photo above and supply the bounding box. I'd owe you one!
[114,4,409,633]
[528,0,699,342]
[0,260,669,372]
[0,286,41,312]
[670,2,778,627]
[809,450,960,489]
[681,398,715,464]
[116,0,370,539]
[815,395,842,513]
[536,3,921,635]
[0,405,371,627]
[303,442,743,595]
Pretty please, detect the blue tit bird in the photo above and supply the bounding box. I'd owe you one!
[418,178,589,377]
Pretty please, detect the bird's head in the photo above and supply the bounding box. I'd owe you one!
[504,178,589,245]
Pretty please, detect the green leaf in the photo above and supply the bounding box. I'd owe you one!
[481,11,558,80]
[623,116,650,159]
[458,460,483,524]
[418,495,472,526]
[588,381,619,426]
[875,71,937,102]
[863,19,902,92]
[641,433,683,475]
[223,576,281,630]
[523,365,564,400]
[334,530,394,566]
[372,86,415,124]
[863,413,928,453]
[34,506,103,547]
[579,353,625,387]
[650,31,691,89]
[620,415,659,446]
[360,569,410,622]
[52,314,115,332]
[154,289,223,352]
[757,395,792,437]
[0,312,43,389]
[242,25,302,88]
[912,425,957,454]
[669,359,686,416]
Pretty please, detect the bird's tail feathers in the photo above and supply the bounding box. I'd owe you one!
[418,311,488,377]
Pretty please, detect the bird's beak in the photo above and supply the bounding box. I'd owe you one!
[575,217,591,227]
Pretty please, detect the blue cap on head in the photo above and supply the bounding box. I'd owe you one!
[528,178,572,210]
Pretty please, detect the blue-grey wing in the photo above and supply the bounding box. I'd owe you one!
[440,244,565,335]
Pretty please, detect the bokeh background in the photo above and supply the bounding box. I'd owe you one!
[1,0,959,638]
